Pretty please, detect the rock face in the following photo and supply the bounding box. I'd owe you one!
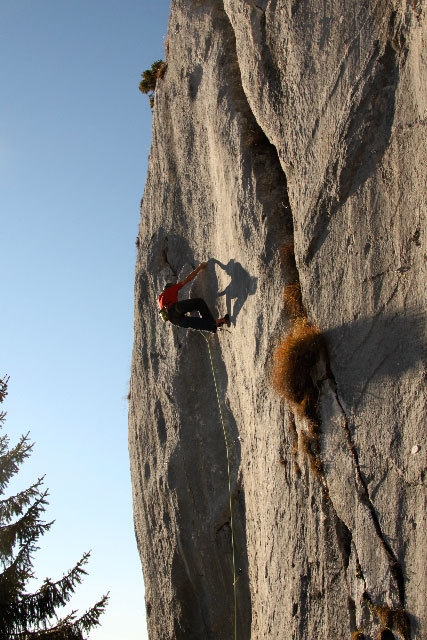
[128,0,426,638]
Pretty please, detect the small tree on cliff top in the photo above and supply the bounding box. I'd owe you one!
[0,374,108,639]
[139,59,166,109]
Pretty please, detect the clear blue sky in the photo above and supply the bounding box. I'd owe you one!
[0,1,171,638]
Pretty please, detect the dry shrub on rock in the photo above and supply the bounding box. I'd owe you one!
[272,318,324,413]
[373,606,410,640]
[299,419,324,479]
[283,282,305,318]
[279,240,296,271]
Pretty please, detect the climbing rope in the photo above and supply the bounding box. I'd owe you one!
[201,332,238,640]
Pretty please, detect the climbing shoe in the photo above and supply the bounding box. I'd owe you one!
[216,314,231,328]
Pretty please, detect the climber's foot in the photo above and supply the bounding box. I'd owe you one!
[216,314,230,328]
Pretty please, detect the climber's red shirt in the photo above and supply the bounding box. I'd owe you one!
[157,282,183,310]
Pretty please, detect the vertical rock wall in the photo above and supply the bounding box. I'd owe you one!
[129,0,426,637]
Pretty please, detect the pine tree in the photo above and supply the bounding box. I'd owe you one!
[0,375,108,639]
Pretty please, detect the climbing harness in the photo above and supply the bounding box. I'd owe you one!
[201,332,238,640]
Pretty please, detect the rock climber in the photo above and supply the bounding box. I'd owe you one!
[157,261,229,333]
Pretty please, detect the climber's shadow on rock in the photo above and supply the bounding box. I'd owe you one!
[213,259,258,326]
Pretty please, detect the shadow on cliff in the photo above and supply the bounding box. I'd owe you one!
[325,307,426,408]
[166,331,251,639]
[213,259,258,326]
[306,38,401,263]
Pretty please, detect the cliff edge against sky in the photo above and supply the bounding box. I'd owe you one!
[129,0,426,637]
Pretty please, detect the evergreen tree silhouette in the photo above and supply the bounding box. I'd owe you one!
[0,375,108,639]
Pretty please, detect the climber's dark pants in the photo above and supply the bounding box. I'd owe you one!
[168,298,217,333]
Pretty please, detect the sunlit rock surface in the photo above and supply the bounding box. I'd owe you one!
[129,1,426,637]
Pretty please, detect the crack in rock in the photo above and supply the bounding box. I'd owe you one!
[317,365,406,608]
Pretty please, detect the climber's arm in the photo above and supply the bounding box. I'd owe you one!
[180,261,207,287]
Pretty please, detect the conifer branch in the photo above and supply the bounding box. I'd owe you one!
[20,551,91,620]
[0,433,34,495]
[0,477,46,524]
[0,376,9,404]
[0,491,53,559]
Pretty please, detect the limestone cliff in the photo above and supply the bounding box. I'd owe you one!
[129,1,426,638]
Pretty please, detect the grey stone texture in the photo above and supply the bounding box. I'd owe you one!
[129,0,426,637]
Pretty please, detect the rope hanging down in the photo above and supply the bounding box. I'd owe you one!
[201,332,238,640]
